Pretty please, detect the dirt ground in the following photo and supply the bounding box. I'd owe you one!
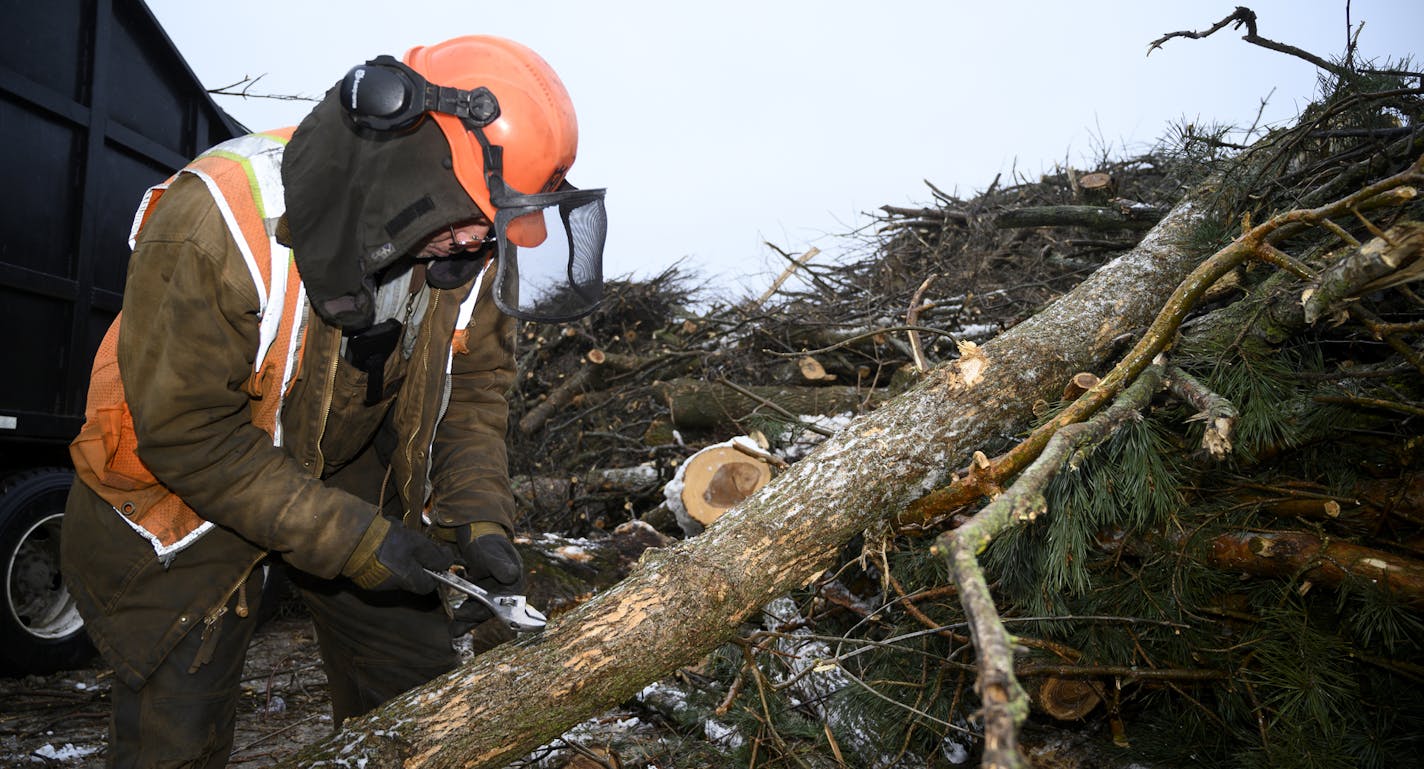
[0,615,331,768]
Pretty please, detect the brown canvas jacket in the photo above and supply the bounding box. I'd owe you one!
[62,172,516,688]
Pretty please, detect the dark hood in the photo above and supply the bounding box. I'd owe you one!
[281,87,482,331]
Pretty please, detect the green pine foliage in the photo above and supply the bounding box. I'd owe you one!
[837,287,1423,766]
[1189,345,1318,462]
[981,416,1186,630]
[1338,579,1424,655]
[682,47,1424,769]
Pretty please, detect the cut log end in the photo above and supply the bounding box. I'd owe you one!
[1062,371,1101,401]
[680,445,774,526]
[1032,676,1102,720]
[798,355,836,382]
[1078,172,1116,203]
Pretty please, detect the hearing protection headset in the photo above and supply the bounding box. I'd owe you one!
[339,55,500,132]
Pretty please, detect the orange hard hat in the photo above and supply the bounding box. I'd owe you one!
[403,36,578,247]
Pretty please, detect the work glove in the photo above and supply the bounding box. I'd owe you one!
[343,515,454,594]
[440,522,526,635]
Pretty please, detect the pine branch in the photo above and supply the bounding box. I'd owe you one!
[933,364,1168,769]
[1205,530,1424,605]
[1302,222,1424,324]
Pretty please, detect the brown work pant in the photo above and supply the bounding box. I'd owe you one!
[105,565,457,769]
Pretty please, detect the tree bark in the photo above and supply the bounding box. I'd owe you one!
[512,465,661,513]
[282,189,1213,769]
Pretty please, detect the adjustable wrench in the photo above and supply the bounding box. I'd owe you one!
[425,568,547,632]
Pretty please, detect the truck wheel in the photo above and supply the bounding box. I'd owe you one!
[0,468,95,675]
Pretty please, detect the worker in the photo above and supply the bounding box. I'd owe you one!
[60,35,605,768]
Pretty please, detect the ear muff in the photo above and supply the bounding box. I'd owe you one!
[340,56,424,130]
[340,55,500,132]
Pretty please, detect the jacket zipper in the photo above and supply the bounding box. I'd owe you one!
[189,551,266,672]
[400,289,440,521]
[311,324,342,478]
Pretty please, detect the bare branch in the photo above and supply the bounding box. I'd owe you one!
[1147,6,1350,79]
[208,74,319,104]
[906,274,938,373]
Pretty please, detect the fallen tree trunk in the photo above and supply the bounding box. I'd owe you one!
[283,189,1213,769]
[512,465,661,512]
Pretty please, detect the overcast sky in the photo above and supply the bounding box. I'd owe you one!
[144,0,1421,297]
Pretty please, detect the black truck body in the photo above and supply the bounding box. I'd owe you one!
[0,0,244,673]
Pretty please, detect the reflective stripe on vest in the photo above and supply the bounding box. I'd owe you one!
[130,129,305,447]
[72,129,307,561]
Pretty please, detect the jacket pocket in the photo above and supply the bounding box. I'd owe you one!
[317,356,402,476]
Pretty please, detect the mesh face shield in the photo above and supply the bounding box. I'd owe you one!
[478,138,607,322]
[488,182,606,322]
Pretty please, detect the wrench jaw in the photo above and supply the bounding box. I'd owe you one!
[491,594,549,633]
[426,567,548,633]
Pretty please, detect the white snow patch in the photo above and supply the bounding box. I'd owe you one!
[539,532,599,548]
[778,413,854,462]
[639,681,688,710]
[763,597,940,768]
[519,709,665,769]
[554,544,590,561]
[34,743,101,761]
[703,718,744,749]
[954,323,998,340]
[941,736,972,764]
[661,459,692,535]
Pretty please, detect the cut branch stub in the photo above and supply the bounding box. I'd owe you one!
[1062,372,1101,401]
[1303,222,1424,323]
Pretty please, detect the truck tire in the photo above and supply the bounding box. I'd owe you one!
[0,468,95,675]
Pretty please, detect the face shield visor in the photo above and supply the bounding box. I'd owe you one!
[476,134,607,322]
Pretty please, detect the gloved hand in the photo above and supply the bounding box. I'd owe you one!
[443,522,525,634]
[343,515,454,594]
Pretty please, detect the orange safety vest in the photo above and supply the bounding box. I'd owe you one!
[70,129,307,562]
